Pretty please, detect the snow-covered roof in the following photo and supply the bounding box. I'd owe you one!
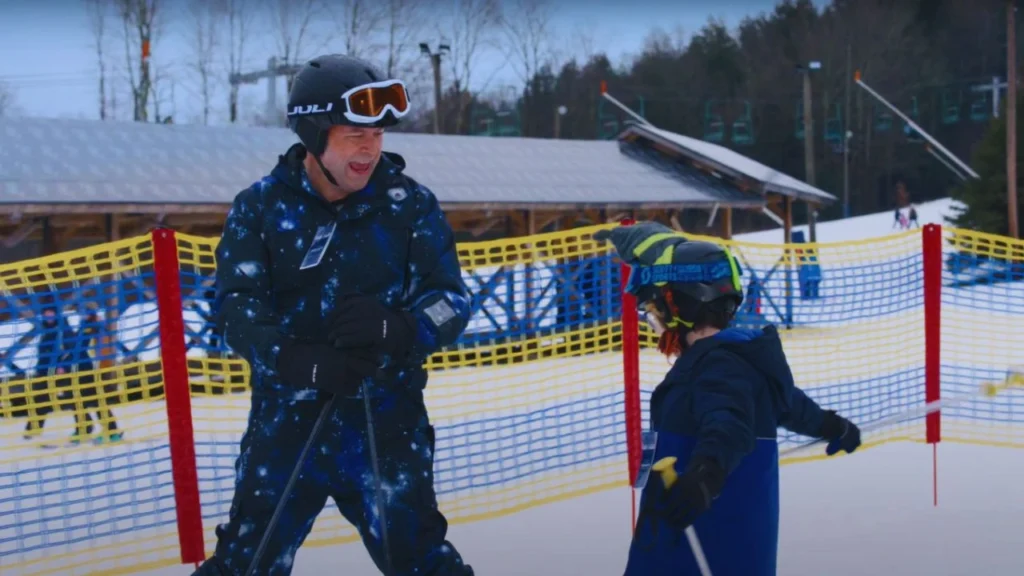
[622,123,837,204]
[0,117,764,210]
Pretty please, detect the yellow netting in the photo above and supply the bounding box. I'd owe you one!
[0,236,183,575]
[938,227,1024,448]
[173,224,629,554]
[655,229,932,462]
[2,222,1022,575]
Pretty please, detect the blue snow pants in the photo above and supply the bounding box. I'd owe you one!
[624,432,780,576]
[195,394,472,576]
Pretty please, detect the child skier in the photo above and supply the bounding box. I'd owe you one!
[594,222,863,576]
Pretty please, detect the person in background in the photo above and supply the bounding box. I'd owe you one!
[62,310,122,443]
[24,306,74,439]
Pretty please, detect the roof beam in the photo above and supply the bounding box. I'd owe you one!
[1,219,41,248]
[0,203,231,215]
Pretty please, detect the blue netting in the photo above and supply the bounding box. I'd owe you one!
[0,442,177,557]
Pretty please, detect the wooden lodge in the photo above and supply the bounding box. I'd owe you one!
[0,117,836,263]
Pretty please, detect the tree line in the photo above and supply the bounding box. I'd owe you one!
[432,0,1015,226]
[0,0,1015,230]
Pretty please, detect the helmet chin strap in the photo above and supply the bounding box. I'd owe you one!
[312,152,340,187]
[307,125,341,187]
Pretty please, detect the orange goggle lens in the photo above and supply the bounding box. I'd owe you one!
[347,83,409,117]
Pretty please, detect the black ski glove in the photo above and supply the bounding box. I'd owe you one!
[647,456,726,531]
[327,295,417,362]
[276,340,379,395]
[820,410,862,456]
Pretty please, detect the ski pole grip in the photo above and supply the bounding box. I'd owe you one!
[652,456,678,489]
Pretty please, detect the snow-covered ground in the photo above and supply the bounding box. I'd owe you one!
[735,197,961,244]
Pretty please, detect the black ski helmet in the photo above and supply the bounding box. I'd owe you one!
[594,222,743,331]
[286,54,409,184]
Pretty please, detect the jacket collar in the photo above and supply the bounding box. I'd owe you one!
[270,144,409,220]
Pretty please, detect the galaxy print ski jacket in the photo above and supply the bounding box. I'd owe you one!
[213,143,471,403]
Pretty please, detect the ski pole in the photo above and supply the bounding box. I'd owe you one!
[245,395,337,576]
[652,457,713,576]
[363,379,395,576]
[781,372,1023,458]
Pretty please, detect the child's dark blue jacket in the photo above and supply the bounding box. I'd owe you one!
[624,325,829,576]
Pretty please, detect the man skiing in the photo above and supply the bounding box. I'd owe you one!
[193,54,474,575]
[593,222,862,576]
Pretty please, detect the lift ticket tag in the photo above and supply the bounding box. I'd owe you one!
[632,430,659,489]
[300,221,337,270]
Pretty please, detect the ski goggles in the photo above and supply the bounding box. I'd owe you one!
[341,79,410,124]
[625,258,740,296]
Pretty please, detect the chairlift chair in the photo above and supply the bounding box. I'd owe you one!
[969,92,990,122]
[704,100,725,142]
[940,89,962,125]
[731,101,755,145]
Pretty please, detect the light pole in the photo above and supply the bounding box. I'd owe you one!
[420,42,450,135]
[843,44,852,218]
[1007,0,1018,238]
[554,105,567,138]
[798,60,821,240]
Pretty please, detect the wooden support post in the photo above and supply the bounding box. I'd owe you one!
[808,202,817,242]
[41,217,56,256]
[783,196,794,328]
[721,207,733,240]
[525,209,536,335]
[101,214,121,370]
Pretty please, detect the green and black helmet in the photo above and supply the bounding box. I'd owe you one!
[594,221,743,333]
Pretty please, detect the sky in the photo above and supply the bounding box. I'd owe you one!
[0,0,829,125]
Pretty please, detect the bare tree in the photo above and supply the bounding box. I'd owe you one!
[267,0,322,90]
[438,0,502,133]
[223,0,255,123]
[0,82,17,118]
[149,67,175,123]
[379,0,427,78]
[568,22,598,63]
[186,0,222,124]
[84,0,111,120]
[114,0,164,121]
[333,0,385,60]
[641,25,686,56]
[500,0,555,87]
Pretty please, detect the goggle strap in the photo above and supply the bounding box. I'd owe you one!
[627,259,738,294]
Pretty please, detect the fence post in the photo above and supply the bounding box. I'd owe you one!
[922,224,942,507]
[616,219,642,530]
[152,228,206,563]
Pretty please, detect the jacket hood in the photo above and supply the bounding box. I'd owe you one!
[684,325,795,408]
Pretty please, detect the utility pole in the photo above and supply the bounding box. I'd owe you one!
[229,56,302,127]
[843,44,852,219]
[800,61,821,241]
[971,76,1007,118]
[1008,0,1018,238]
[420,42,450,134]
[554,105,567,138]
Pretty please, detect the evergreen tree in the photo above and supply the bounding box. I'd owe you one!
[946,94,1024,236]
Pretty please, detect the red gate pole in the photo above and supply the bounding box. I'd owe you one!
[616,218,642,532]
[152,228,206,563]
[922,224,942,507]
